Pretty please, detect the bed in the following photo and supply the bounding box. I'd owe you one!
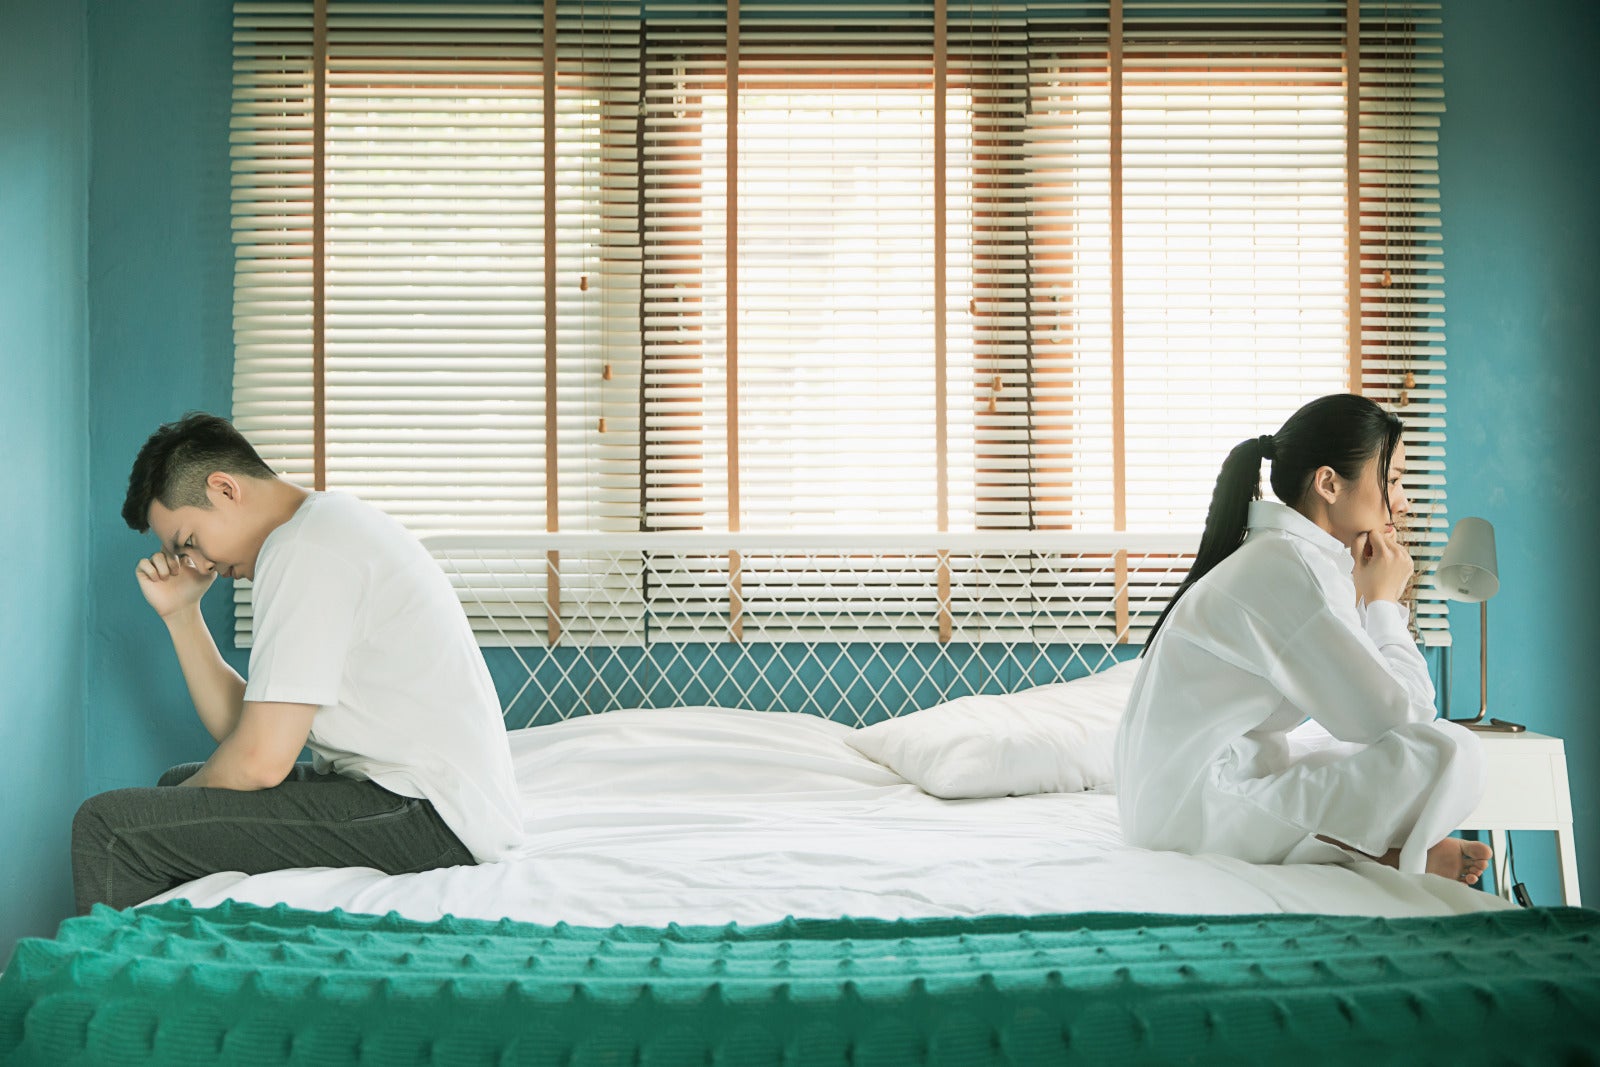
[112,708,1529,923]
[7,708,1600,1064]
[5,536,1598,1064]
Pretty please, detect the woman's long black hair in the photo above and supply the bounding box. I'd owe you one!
[1142,393,1405,650]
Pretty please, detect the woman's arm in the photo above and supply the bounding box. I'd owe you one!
[1268,595,1436,746]
[1358,598,1434,706]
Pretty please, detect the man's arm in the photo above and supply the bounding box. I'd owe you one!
[179,701,318,790]
[136,550,246,743]
[163,604,248,743]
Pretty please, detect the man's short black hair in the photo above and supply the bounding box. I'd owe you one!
[122,412,276,533]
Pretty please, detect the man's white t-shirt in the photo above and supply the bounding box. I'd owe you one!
[242,490,523,863]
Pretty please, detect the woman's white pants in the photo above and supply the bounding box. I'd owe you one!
[1195,719,1486,875]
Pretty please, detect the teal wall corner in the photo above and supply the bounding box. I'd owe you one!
[1438,0,1600,905]
[85,0,239,795]
[0,0,90,962]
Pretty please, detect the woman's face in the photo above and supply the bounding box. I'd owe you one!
[1324,438,1410,547]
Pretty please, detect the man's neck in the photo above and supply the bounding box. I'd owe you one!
[260,476,313,531]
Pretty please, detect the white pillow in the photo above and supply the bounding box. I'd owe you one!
[845,659,1142,799]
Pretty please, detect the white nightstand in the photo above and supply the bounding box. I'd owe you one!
[1458,730,1581,906]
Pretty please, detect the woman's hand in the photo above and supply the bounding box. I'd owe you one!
[136,550,216,619]
[1352,527,1413,605]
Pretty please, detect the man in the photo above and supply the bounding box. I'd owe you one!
[71,412,523,913]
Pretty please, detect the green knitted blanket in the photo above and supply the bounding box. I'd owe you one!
[3,901,1596,1065]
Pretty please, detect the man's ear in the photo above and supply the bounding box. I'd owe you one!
[206,471,243,504]
[1309,465,1340,505]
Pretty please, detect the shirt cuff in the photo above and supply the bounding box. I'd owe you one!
[1361,598,1413,646]
[243,679,335,708]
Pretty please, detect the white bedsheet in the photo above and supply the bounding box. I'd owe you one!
[148,706,1510,924]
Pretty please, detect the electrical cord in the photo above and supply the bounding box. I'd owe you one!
[1506,831,1534,907]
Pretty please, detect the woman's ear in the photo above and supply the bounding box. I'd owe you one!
[1310,465,1340,505]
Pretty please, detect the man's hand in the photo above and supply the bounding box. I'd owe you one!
[1352,527,1414,605]
[136,550,215,619]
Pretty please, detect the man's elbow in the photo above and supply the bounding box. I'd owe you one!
[238,748,297,790]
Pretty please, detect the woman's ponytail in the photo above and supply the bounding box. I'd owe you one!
[1141,393,1402,653]
[1143,433,1273,650]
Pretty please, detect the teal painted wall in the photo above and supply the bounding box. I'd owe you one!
[84,0,239,796]
[0,0,89,960]
[1438,0,1600,905]
[62,1,1600,910]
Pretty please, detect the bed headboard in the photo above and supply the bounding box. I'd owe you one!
[419,532,1192,728]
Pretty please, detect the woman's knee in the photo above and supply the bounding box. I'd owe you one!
[1388,719,1486,787]
[1393,718,1480,757]
[1427,718,1486,784]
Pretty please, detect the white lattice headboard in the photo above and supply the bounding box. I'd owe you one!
[420,531,1193,728]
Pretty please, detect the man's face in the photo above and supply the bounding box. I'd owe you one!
[146,474,266,582]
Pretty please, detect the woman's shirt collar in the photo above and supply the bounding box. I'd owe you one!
[1245,499,1352,572]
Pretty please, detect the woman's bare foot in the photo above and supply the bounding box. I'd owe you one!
[1316,834,1492,885]
[1426,838,1492,885]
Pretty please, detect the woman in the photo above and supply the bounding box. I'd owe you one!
[1114,393,1491,884]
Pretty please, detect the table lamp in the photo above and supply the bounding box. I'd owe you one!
[1435,517,1524,732]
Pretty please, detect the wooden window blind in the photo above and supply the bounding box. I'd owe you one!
[229,0,642,644]
[230,0,1450,646]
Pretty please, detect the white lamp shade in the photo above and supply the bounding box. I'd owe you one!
[1434,516,1499,602]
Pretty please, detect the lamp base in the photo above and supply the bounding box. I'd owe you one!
[1445,716,1527,733]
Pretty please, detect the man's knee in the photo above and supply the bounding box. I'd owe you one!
[157,763,205,788]
[71,788,163,915]
[71,791,118,852]
[72,785,165,850]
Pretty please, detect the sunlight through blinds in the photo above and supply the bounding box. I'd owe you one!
[641,1,1032,536]
[1025,1,1447,642]
[229,0,1450,646]
[229,0,642,645]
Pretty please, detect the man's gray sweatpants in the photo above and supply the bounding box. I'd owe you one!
[70,762,477,914]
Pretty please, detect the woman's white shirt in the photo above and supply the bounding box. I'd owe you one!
[1114,499,1449,862]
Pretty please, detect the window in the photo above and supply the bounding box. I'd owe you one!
[641,19,1007,534]
[231,1,1449,647]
